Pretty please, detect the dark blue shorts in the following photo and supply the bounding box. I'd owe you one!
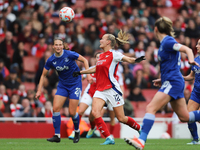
[55,81,82,100]
[158,80,184,100]
[190,90,200,104]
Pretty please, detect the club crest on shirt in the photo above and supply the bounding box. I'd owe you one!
[194,67,200,74]
[159,45,163,51]
[65,57,69,62]
[158,56,162,61]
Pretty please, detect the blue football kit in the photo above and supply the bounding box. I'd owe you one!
[158,35,184,100]
[44,50,82,99]
[190,56,200,104]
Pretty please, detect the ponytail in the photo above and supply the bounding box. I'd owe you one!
[107,29,129,48]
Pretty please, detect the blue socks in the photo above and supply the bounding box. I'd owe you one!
[53,112,61,134]
[188,122,199,141]
[72,112,80,131]
[139,113,155,142]
[189,111,200,123]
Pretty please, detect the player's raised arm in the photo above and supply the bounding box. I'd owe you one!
[35,68,48,99]
[73,66,96,77]
[77,55,93,84]
[122,55,145,64]
[183,70,195,81]
[179,45,199,67]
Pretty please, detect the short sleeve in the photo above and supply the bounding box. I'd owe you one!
[191,57,198,71]
[44,58,52,70]
[191,65,195,71]
[67,50,79,60]
[164,38,178,52]
[113,51,124,62]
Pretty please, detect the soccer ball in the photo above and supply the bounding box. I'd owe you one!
[160,132,171,139]
[59,7,75,22]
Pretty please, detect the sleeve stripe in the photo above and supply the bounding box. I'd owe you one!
[173,43,182,51]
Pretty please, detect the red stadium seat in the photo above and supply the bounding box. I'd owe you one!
[23,56,39,81]
[0,36,5,43]
[90,0,108,10]
[6,89,13,97]
[23,82,36,91]
[74,18,95,29]
[52,17,61,25]
[141,89,158,102]
[71,0,85,10]
[3,113,12,117]
[157,7,178,22]
[191,38,198,50]
[12,36,18,42]
[23,43,32,55]
[146,32,154,40]
[114,0,122,8]
[131,101,149,118]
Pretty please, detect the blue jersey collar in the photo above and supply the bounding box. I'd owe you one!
[160,35,168,44]
[54,50,64,58]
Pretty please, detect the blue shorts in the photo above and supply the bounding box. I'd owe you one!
[190,90,200,104]
[158,80,184,100]
[56,81,82,100]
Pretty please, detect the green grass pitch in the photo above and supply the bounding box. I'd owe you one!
[0,138,200,150]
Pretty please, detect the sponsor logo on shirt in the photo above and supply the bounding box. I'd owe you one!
[194,67,200,74]
[53,61,57,65]
[96,59,106,65]
[65,57,69,62]
[56,65,69,71]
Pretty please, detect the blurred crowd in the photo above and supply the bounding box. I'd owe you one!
[0,0,199,119]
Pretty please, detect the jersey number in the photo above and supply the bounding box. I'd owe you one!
[114,94,120,102]
[75,88,81,97]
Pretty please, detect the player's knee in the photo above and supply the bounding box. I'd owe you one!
[69,110,76,117]
[146,104,156,114]
[179,116,189,122]
[53,106,60,112]
[91,109,100,118]
[116,116,126,123]
[69,111,76,117]
[78,109,84,116]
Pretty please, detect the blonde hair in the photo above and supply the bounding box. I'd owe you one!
[53,37,69,50]
[155,16,175,37]
[106,29,129,48]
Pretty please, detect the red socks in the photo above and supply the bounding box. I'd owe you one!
[110,124,115,135]
[79,115,82,122]
[126,116,140,131]
[95,117,110,138]
[90,120,96,129]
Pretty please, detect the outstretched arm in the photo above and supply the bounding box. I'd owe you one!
[179,45,199,67]
[183,70,195,81]
[121,55,145,64]
[73,66,96,77]
[35,68,48,99]
[77,55,93,84]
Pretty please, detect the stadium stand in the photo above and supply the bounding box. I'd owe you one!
[0,0,198,138]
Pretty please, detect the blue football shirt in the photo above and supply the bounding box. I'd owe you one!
[191,56,200,93]
[158,35,184,83]
[44,50,81,86]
